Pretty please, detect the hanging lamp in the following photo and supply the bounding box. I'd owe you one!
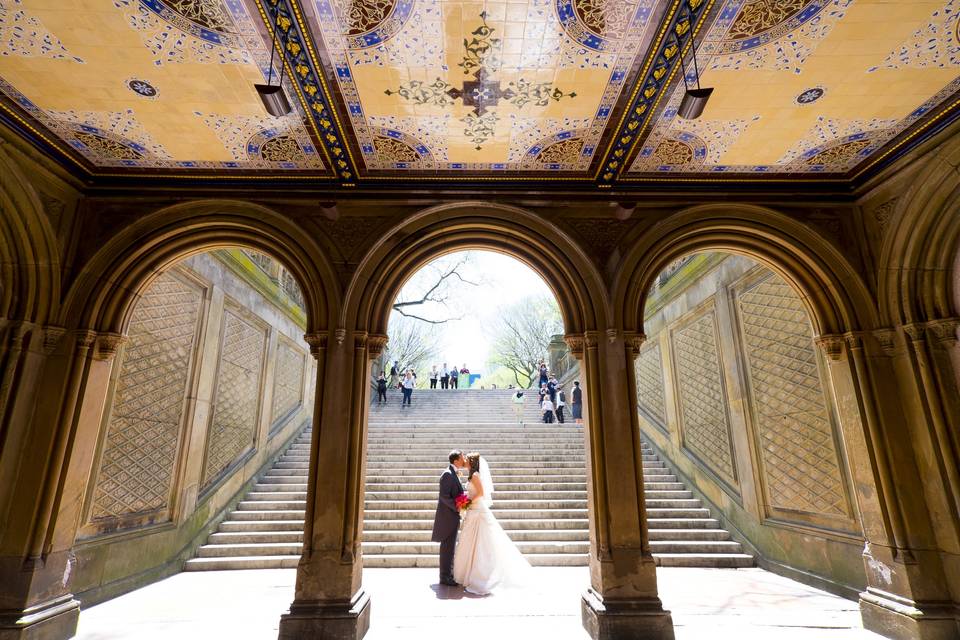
[255,2,292,117]
[676,28,712,120]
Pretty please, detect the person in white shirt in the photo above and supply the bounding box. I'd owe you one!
[401,371,415,406]
[429,365,439,389]
[541,396,554,423]
[512,390,525,425]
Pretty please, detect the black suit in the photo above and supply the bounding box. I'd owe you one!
[431,464,464,583]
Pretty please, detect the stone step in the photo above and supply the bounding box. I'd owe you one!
[362,482,589,492]
[226,510,305,521]
[364,499,589,510]
[363,518,590,531]
[363,491,588,501]
[648,518,720,529]
[360,554,587,568]
[363,529,589,543]
[653,553,754,568]
[364,509,588,520]
[219,520,305,532]
[360,541,589,555]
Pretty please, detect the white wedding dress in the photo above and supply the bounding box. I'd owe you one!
[453,459,532,595]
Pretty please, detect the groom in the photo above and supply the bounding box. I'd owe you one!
[432,450,466,586]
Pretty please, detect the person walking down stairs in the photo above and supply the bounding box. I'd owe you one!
[512,390,525,425]
[401,371,415,406]
[376,373,388,403]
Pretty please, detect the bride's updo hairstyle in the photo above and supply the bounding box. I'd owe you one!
[467,453,481,479]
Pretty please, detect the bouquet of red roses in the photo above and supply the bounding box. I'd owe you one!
[455,493,472,513]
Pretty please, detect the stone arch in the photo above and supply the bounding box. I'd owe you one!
[0,146,60,326]
[344,201,610,336]
[877,137,960,326]
[614,203,878,337]
[60,200,340,336]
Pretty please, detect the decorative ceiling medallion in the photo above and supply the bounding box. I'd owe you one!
[69,126,149,163]
[336,0,414,48]
[537,138,585,164]
[803,137,871,166]
[796,86,824,105]
[138,0,243,47]
[556,0,642,51]
[127,79,159,98]
[383,12,577,150]
[717,0,827,53]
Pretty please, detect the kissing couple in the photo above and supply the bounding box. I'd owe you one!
[431,450,532,595]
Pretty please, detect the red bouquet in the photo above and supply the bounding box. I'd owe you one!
[455,493,472,513]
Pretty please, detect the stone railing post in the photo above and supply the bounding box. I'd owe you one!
[565,330,674,640]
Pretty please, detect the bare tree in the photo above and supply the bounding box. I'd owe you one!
[487,295,563,388]
[391,254,479,324]
[376,314,441,387]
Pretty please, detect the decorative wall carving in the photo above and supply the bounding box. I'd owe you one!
[671,309,737,486]
[201,307,267,491]
[635,342,666,427]
[873,197,899,234]
[271,338,306,427]
[736,272,850,518]
[90,271,203,522]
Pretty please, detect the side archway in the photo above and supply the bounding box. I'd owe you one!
[60,199,340,336]
[614,203,878,337]
[877,137,960,326]
[343,201,610,337]
[0,146,60,327]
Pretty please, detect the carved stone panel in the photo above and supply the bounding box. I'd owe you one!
[90,271,204,523]
[736,272,850,520]
[271,337,306,428]
[201,306,267,491]
[671,309,738,487]
[635,342,666,428]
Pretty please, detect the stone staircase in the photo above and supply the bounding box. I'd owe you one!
[185,389,752,570]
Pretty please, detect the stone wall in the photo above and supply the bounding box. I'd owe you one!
[638,254,866,597]
[70,250,314,605]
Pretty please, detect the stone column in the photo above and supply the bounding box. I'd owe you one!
[278,329,376,640]
[818,331,959,640]
[0,326,120,640]
[566,331,675,640]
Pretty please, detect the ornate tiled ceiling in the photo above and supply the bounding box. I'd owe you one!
[0,0,958,187]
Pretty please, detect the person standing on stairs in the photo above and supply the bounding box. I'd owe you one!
[389,360,400,389]
[432,450,467,587]
[430,365,439,389]
[572,381,583,424]
[441,362,449,389]
[450,365,459,389]
[541,394,555,423]
[376,372,388,403]
[556,386,566,423]
[401,370,415,406]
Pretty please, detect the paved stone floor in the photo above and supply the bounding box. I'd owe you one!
[75,567,885,640]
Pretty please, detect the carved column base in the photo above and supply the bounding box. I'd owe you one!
[0,595,80,640]
[860,589,959,640]
[581,588,675,640]
[278,589,370,640]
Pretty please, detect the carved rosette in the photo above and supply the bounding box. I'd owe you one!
[815,334,845,361]
[564,334,585,360]
[304,331,329,359]
[94,332,127,361]
[367,334,389,360]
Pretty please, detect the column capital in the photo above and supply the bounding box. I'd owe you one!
[93,332,126,361]
[624,331,647,357]
[564,334,584,359]
[303,331,328,359]
[925,318,959,347]
[72,329,98,350]
[815,334,846,360]
[334,328,346,345]
[353,332,368,351]
[872,329,897,356]
[584,330,601,348]
[367,334,388,360]
[41,325,66,355]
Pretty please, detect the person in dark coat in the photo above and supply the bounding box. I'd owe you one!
[376,372,388,403]
[538,362,548,387]
[572,380,583,423]
[432,450,467,586]
[547,375,558,403]
[441,362,450,389]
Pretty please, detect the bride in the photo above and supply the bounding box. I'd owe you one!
[453,452,532,594]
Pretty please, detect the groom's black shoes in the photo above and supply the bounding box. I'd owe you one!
[439,579,461,587]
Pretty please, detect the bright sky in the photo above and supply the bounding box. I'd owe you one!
[392,251,554,376]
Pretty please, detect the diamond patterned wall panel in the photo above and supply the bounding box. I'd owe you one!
[635,342,666,427]
[671,309,738,486]
[737,273,849,517]
[90,271,203,521]
[201,308,267,491]
[271,338,306,425]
